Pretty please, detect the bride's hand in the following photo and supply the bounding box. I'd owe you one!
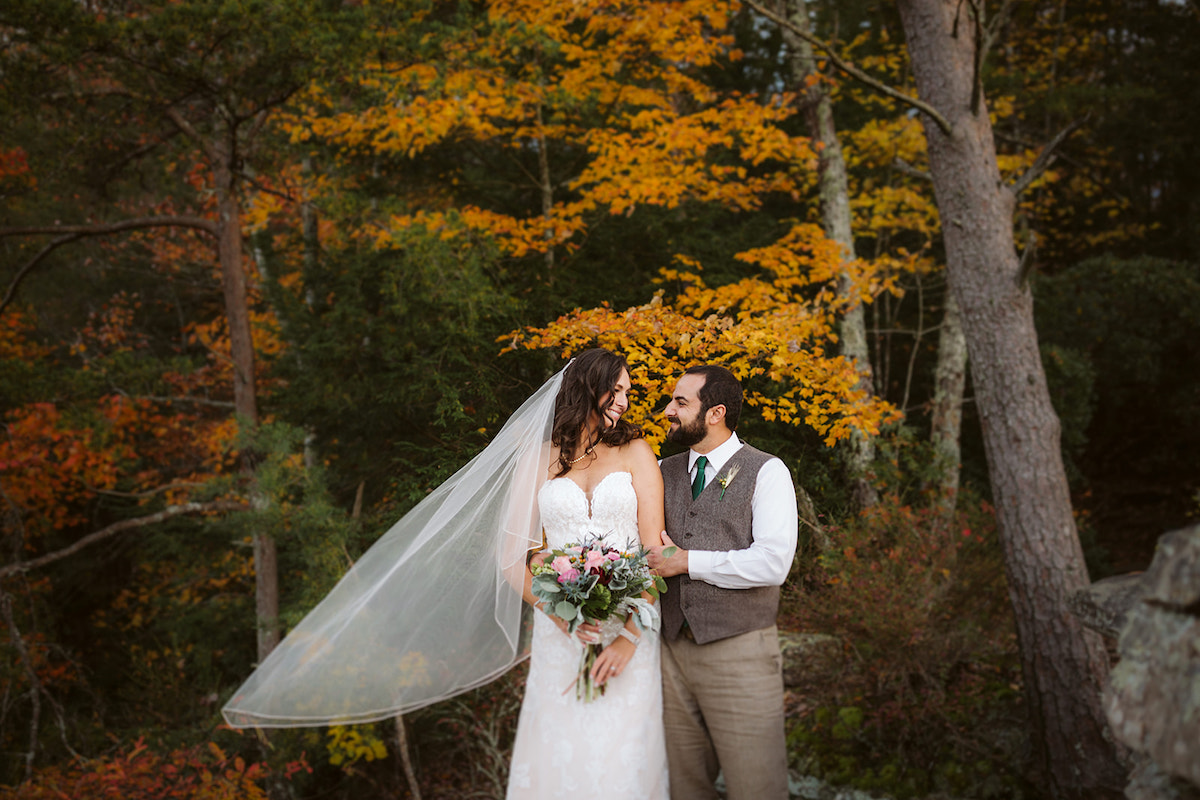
[590,636,637,685]
[542,610,600,644]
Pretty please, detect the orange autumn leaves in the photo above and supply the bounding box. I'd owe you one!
[0,300,242,545]
[284,0,812,258]
[510,226,900,449]
[276,0,898,448]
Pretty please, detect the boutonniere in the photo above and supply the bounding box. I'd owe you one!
[717,464,741,499]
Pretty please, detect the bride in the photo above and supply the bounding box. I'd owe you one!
[508,348,668,798]
[222,348,668,798]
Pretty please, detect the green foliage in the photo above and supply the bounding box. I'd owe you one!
[1035,255,1200,560]
[263,226,527,507]
[782,493,1028,798]
[225,421,362,618]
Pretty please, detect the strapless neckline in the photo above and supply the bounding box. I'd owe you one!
[547,470,631,501]
[538,470,638,550]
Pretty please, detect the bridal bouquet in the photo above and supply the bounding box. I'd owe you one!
[530,534,667,702]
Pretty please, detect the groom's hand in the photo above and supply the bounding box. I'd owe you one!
[647,532,688,578]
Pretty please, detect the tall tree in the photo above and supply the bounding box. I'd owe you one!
[0,0,367,660]
[778,0,879,509]
[747,0,1126,791]
[892,1,1124,794]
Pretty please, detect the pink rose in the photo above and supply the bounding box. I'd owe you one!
[557,568,581,584]
[551,555,573,575]
[584,549,606,571]
[605,551,621,561]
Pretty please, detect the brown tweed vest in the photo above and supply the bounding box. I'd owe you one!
[660,443,779,645]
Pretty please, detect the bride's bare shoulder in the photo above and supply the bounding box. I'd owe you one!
[620,437,659,467]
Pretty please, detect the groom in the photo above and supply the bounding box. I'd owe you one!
[648,365,798,800]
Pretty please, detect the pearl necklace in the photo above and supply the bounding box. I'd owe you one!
[568,444,596,465]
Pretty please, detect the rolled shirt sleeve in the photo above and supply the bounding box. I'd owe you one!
[686,457,798,590]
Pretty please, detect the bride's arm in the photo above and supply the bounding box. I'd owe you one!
[631,438,666,551]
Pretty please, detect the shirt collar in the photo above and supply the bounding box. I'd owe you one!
[689,432,742,474]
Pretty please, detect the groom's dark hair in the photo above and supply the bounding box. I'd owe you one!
[685,364,742,431]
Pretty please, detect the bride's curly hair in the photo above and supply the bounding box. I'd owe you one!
[552,348,643,477]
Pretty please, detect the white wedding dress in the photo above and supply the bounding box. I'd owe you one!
[506,471,669,799]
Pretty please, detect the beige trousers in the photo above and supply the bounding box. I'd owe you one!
[660,625,788,800]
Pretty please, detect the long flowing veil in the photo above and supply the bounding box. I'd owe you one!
[222,365,565,728]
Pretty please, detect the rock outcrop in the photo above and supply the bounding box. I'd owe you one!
[779,630,843,688]
[1072,525,1200,800]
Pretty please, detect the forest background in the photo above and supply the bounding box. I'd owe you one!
[0,0,1198,798]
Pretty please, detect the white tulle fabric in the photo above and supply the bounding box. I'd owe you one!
[222,367,563,728]
[506,471,669,799]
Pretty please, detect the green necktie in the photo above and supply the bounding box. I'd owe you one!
[691,455,708,500]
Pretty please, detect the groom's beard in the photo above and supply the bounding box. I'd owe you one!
[666,414,706,447]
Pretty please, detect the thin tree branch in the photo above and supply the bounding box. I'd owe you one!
[0,217,217,238]
[164,106,223,165]
[0,592,40,782]
[100,129,182,185]
[983,0,1016,52]
[966,0,1016,114]
[1008,116,1088,197]
[900,269,924,414]
[0,233,84,315]
[891,157,932,182]
[237,172,297,204]
[0,217,217,315]
[131,394,236,409]
[745,0,954,136]
[86,481,206,499]
[0,500,248,579]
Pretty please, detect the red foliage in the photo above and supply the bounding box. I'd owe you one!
[0,739,309,800]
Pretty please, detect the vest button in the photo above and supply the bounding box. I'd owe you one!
[688,510,697,517]
[684,532,692,538]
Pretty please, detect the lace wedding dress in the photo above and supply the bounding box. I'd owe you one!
[506,471,669,799]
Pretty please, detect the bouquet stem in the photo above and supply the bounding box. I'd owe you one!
[576,644,606,703]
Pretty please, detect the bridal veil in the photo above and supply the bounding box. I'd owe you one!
[222,364,565,727]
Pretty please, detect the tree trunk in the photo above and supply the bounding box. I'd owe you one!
[781,0,878,510]
[929,288,966,513]
[536,102,555,281]
[214,149,279,661]
[893,2,1123,795]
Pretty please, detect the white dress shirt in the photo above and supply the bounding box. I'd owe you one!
[683,433,798,590]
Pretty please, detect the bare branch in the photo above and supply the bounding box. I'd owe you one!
[164,107,218,162]
[745,0,954,136]
[0,216,217,315]
[891,157,932,182]
[1008,116,1089,197]
[132,394,236,409]
[984,0,1017,51]
[0,592,40,782]
[237,172,297,204]
[87,481,206,499]
[100,128,182,185]
[0,233,83,316]
[0,500,249,579]
[0,217,217,238]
